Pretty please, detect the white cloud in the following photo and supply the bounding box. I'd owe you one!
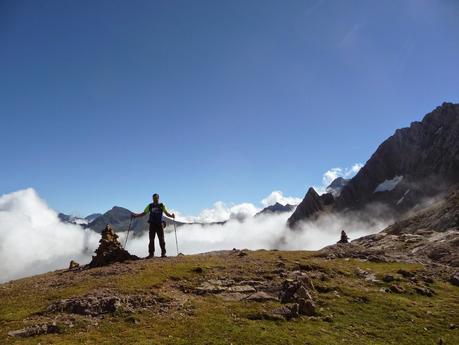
[173,201,259,223]
[315,163,363,194]
[0,188,100,283]
[261,191,302,207]
[125,206,391,258]
[0,188,391,283]
[174,191,302,223]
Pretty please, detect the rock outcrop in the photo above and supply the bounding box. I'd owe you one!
[320,186,459,267]
[287,188,334,227]
[288,102,459,228]
[89,225,139,268]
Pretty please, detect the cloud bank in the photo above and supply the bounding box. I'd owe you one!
[0,185,390,283]
[0,188,100,283]
[174,190,301,223]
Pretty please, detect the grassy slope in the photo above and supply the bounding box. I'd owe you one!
[0,250,458,345]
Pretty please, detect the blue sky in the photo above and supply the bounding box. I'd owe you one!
[1,0,458,216]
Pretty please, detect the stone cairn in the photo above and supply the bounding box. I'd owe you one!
[89,224,139,268]
[337,230,349,244]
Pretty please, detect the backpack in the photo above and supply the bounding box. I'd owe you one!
[148,203,164,224]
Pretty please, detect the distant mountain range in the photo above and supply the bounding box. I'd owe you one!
[85,206,185,234]
[60,201,299,233]
[255,202,296,216]
[288,102,459,228]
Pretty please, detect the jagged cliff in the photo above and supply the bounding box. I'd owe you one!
[288,103,459,228]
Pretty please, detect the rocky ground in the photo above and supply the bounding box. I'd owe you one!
[320,187,459,271]
[1,187,458,344]
[1,247,458,345]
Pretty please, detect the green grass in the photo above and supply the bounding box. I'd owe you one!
[1,250,458,345]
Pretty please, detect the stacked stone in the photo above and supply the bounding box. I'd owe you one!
[89,224,139,268]
[337,230,349,244]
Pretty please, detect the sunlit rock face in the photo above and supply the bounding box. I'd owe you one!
[288,102,459,229]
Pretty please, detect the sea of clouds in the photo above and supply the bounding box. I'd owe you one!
[0,164,391,283]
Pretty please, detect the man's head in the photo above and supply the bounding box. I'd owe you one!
[152,193,159,203]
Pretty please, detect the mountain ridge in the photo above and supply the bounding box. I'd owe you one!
[288,102,459,228]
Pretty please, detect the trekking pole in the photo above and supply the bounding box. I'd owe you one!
[173,218,179,256]
[124,215,133,248]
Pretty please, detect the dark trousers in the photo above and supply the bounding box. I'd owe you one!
[149,222,166,256]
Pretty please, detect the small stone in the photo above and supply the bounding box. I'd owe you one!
[414,286,434,297]
[299,275,315,291]
[68,260,79,269]
[422,276,434,284]
[389,285,405,294]
[218,292,247,301]
[276,261,286,268]
[8,323,60,338]
[322,315,333,323]
[449,274,459,287]
[228,285,256,293]
[383,275,395,283]
[272,303,299,320]
[298,298,316,316]
[191,267,203,273]
[397,269,415,278]
[125,316,140,324]
[246,291,277,302]
[296,285,313,301]
[195,282,227,294]
[247,312,284,321]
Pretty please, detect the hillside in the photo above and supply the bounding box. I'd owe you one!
[1,248,458,344]
[320,185,459,267]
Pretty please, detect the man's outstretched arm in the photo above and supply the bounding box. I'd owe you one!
[162,205,175,219]
[131,211,146,218]
[132,205,150,218]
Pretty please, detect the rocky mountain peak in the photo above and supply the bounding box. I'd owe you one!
[288,103,459,228]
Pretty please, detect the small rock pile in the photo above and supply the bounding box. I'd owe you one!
[89,225,139,268]
[68,260,80,269]
[276,276,317,319]
[337,230,349,244]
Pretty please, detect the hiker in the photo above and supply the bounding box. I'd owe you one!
[131,193,175,258]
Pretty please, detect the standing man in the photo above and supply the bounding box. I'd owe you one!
[132,193,175,258]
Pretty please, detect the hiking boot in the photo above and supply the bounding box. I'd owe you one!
[161,254,167,258]
[146,254,155,259]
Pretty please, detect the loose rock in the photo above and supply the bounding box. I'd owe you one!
[8,323,60,338]
[449,273,459,287]
[245,291,277,302]
[68,260,80,269]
